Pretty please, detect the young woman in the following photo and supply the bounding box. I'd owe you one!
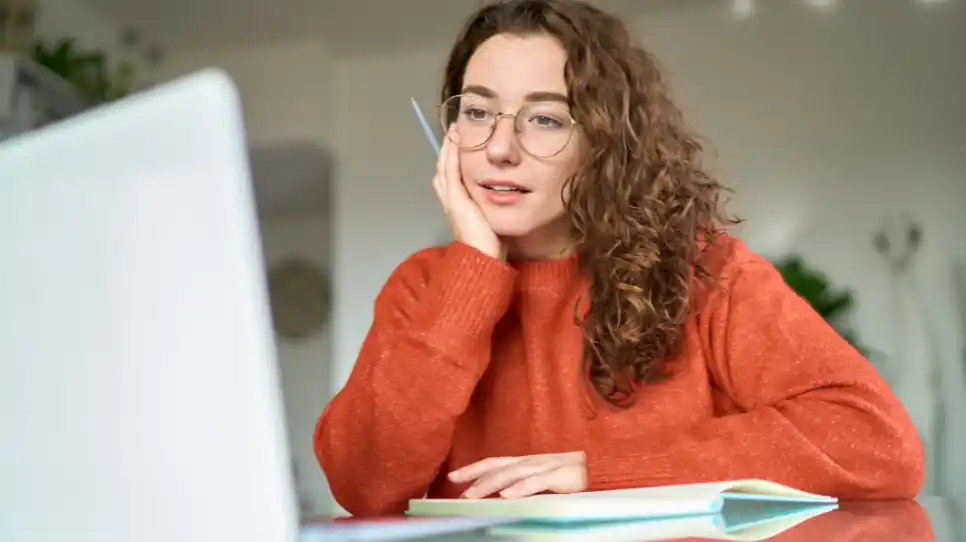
[314,0,923,516]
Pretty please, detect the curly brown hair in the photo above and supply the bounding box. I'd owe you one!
[441,0,738,407]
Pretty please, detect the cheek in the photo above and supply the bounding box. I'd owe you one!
[457,153,485,201]
[457,150,479,182]
[552,145,582,202]
[544,176,569,210]
[544,157,580,202]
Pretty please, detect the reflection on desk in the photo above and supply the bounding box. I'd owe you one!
[757,500,935,542]
[310,497,960,541]
[482,499,940,541]
[917,495,965,542]
[487,500,837,541]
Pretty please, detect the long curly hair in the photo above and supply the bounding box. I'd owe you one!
[442,0,738,407]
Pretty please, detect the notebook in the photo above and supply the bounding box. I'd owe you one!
[406,479,837,524]
[484,501,838,541]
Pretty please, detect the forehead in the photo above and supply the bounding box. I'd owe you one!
[462,33,568,102]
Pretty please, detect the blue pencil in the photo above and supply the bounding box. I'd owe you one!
[410,97,441,156]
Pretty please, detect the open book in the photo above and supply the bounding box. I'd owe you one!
[406,479,837,524]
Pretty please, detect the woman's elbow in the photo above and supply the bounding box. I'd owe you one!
[880,429,925,499]
[848,422,926,500]
[314,424,409,516]
[316,451,396,516]
[328,483,408,518]
[875,399,927,499]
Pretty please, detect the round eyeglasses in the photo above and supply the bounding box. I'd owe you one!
[438,94,577,159]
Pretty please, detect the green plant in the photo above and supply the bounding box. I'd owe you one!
[30,38,134,104]
[773,255,871,356]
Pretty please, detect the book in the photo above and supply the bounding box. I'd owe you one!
[484,501,838,541]
[405,479,837,524]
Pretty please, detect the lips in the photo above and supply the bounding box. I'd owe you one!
[479,179,532,193]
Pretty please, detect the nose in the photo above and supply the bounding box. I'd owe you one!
[485,114,522,166]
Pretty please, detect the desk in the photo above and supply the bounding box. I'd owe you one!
[309,497,963,541]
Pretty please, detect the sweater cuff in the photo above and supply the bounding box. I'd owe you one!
[423,241,517,340]
[584,445,678,491]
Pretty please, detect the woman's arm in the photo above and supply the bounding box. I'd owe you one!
[585,245,924,499]
[314,242,516,516]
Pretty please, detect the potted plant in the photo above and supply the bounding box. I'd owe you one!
[30,38,135,104]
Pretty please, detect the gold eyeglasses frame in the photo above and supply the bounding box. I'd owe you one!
[436,93,578,159]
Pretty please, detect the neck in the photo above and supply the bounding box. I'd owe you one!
[505,220,574,261]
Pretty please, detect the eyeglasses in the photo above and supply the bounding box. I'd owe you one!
[438,94,577,159]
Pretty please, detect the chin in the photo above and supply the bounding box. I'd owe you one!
[483,212,540,238]
[491,223,538,238]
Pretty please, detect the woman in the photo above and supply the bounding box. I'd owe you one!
[315,0,923,516]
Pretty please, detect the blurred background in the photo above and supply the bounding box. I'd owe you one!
[2,0,963,520]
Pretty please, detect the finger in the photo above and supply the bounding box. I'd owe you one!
[446,130,469,204]
[461,459,557,499]
[433,174,445,207]
[449,456,519,483]
[433,136,450,206]
[436,129,450,182]
[442,128,461,207]
[446,128,460,179]
[499,468,562,499]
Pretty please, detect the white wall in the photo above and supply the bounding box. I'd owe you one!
[34,0,122,54]
[150,39,333,146]
[330,46,450,390]
[330,0,966,504]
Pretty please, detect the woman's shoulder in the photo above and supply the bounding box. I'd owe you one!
[692,232,785,310]
[698,232,765,280]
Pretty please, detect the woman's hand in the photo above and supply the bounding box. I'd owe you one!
[433,128,504,260]
[448,452,587,499]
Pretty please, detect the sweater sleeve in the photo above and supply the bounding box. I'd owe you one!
[584,248,925,499]
[314,242,516,516]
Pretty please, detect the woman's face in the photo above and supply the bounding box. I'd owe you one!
[455,33,582,256]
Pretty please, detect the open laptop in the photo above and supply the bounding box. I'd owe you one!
[0,70,511,542]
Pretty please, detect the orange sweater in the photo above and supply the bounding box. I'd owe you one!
[314,236,924,516]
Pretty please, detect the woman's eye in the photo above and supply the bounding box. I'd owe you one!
[462,107,490,121]
[530,115,563,128]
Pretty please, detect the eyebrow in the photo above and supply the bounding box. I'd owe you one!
[461,84,568,104]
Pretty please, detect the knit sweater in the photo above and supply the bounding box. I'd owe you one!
[314,235,924,517]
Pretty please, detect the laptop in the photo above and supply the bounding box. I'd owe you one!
[0,70,512,542]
